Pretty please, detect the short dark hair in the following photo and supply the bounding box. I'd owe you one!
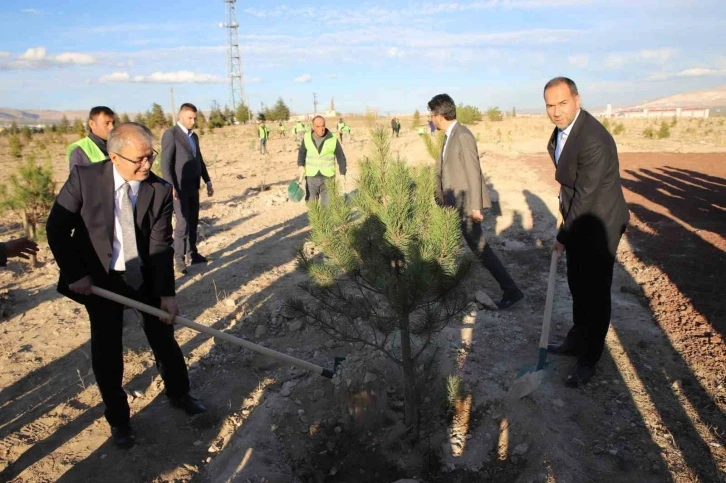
[179,103,197,113]
[88,106,115,121]
[544,77,579,97]
[427,94,457,121]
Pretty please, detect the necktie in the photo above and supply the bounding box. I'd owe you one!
[120,183,143,290]
[555,131,568,164]
[187,133,196,157]
[441,134,448,161]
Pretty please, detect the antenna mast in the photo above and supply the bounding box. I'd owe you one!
[221,0,245,116]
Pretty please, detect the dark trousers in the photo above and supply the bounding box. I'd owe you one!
[260,138,267,154]
[461,217,518,293]
[564,241,618,366]
[305,175,332,206]
[173,189,200,264]
[85,271,189,428]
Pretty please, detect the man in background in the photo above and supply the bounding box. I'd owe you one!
[67,106,115,169]
[259,120,270,154]
[544,77,630,388]
[297,116,347,205]
[428,93,524,310]
[161,103,214,276]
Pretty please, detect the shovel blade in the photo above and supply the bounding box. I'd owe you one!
[508,370,545,400]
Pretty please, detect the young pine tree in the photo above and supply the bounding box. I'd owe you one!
[422,129,447,162]
[9,134,22,158]
[287,127,471,437]
[412,109,421,129]
[0,153,56,264]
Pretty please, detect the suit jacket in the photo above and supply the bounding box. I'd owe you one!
[547,110,630,256]
[161,125,210,194]
[435,122,491,216]
[46,161,175,305]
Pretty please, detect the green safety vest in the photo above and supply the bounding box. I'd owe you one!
[294,123,304,133]
[304,132,337,177]
[304,124,312,132]
[341,125,351,133]
[279,124,286,131]
[259,125,269,139]
[417,127,425,135]
[66,137,106,164]
[337,122,344,131]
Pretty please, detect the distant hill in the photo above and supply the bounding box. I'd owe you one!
[0,108,90,125]
[634,85,726,109]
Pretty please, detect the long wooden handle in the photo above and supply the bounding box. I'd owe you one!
[538,251,558,350]
[90,286,332,377]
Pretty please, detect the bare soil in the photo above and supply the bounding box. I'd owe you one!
[0,124,724,483]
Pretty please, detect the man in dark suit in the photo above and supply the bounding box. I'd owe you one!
[428,94,524,309]
[544,77,630,387]
[161,103,213,275]
[46,123,206,449]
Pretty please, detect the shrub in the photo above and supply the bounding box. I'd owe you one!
[603,118,611,132]
[643,127,655,139]
[657,121,671,139]
[412,109,421,129]
[9,135,22,158]
[486,107,503,122]
[612,123,625,135]
[456,105,482,125]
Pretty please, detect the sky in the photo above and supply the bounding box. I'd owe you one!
[0,0,724,115]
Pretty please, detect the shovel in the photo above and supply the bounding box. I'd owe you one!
[507,250,559,399]
[91,286,344,378]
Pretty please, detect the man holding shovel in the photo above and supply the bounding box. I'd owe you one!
[47,123,206,449]
[544,77,630,388]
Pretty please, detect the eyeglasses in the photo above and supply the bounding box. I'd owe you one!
[113,150,158,166]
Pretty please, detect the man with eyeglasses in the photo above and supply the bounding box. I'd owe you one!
[47,122,206,449]
[161,103,213,276]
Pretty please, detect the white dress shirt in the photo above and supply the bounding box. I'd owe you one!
[555,109,581,165]
[110,165,140,271]
[177,122,212,186]
[442,120,458,160]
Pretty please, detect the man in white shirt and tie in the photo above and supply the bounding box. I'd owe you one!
[544,77,630,388]
[47,122,206,449]
[161,103,214,276]
[429,93,524,309]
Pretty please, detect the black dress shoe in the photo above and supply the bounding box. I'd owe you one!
[188,253,208,265]
[111,424,136,448]
[547,340,580,357]
[169,394,207,415]
[174,262,188,276]
[498,289,524,310]
[565,363,596,388]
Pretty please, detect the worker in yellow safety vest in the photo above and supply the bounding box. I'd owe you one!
[67,106,116,170]
[293,121,305,142]
[258,120,270,154]
[296,115,347,205]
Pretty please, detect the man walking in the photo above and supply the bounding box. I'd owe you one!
[47,123,206,449]
[279,122,286,138]
[161,103,213,276]
[293,120,305,143]
[428,94,524,309]
[543,77,630,387]
[297,115,347,205]
[391,117,398,137]
[259,120,270,154]
[67,106,116,169]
